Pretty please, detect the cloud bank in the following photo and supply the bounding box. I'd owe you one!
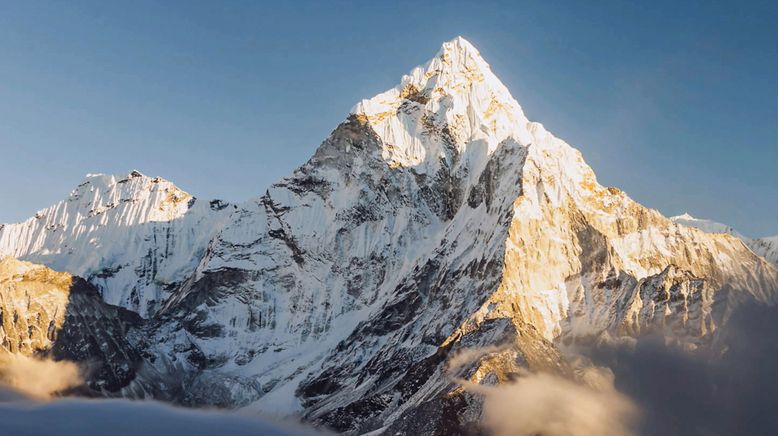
[480,370,638,436]
[0,398,318,436]
[447,348,638,436]
[0,355,82,399]
[589,302,778,435]
[0,356,319,435]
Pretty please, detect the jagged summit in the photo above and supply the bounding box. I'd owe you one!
[81,169,146,182]
[59,170,197,223]
[436,35,481,58]
[350,36,531,171]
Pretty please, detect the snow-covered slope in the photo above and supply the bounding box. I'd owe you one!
[670,213,778,267]
[669,213,745,238]
[2,37,777,434]
[0,171,232,317]
[749,235,778,266]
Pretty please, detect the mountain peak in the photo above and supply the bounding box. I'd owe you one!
[350,37,531,170]
[435,36,486,69]
[671,212,697,221]
[0,169,232,317]
[74,170,171,195]
[671,212,744,239]
[442,35,476,49]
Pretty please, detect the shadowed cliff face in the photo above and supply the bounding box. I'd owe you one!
[0,257,142,395]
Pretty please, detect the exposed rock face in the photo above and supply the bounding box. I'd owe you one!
[0,257,142,394]
[0,172,233,317]
[1,37,777,434]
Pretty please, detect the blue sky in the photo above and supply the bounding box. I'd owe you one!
[1,1,776,236]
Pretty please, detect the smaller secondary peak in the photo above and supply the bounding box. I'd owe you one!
[72,171,183,198]
[671,212,697,221]
[671,213,744,239]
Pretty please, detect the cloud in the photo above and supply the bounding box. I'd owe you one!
[447,348,638,436]
[0,398,319,436]
[480,371,638,436]
[588,302,778,435]
[0,355,82,400]
[449,302,778,435]
[0,355,320,435]
[2,302,775,435]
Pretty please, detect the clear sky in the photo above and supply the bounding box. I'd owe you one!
[1,1,776,237]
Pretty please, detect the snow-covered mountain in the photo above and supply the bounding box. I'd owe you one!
[0,171,233,317]
[669,213,745,238]
[670,213,778,266]
[749,235,778,267]
[2,37,777,434]
[137,37,777,431]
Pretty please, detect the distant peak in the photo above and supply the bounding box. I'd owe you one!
[73,170,181,196]
[672,212,697,221]
[447,35,471,45]
[671,213,745,239]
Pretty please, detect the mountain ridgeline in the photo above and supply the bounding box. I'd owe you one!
[1,38,776,434]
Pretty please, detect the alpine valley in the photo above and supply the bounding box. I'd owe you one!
[1,38,777,434]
